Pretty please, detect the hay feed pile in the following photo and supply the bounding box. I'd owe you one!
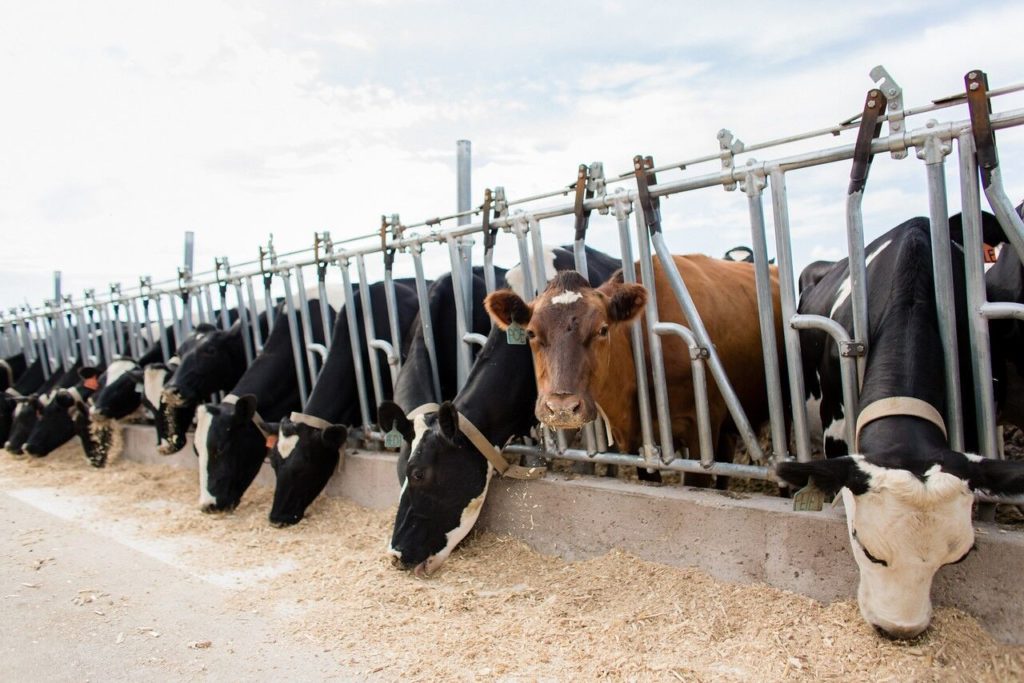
[1,442,1022,681]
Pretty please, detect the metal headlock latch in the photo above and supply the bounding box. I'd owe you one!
[259,236,277,290]
[717,129,745,191]
[870,65,905,159]
[139,276,152,308]
[380,215,396,271]
[481,189,498,253]
[109,283,122,316]
[493,186,508,227]
[965,69,998,189]
[214,257,230,297]
[633,155,662,235]
[573,164,595,243]
[315,231,334,282]
[588,162,608,215]
[176,267,191,304]
[849,88,888,195]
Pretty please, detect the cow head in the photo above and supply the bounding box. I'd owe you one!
[268,415,348,527]
[5,394,43,454]
[382,400,491,577]
[142,363,186,453]
[777,453,1024,639]
[485,270,646,430]
[194,395,268,513]
[163,325,230,404]
[24,390,81,457]
[90,359,144,420]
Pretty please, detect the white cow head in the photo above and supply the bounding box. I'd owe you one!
[778,452,1024,639]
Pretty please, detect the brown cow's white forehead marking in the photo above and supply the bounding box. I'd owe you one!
[549,290,583,305]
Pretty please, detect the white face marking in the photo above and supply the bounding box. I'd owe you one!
[823,413,847,453]
[104,359,136,387]
[194,405,216,509]
[419,466,493,576]
[506,246,560,300]
[277,433,299,459]
[143,366,168,410]
[840,457,975,638]
[406,414,429,466]
[831,239,893,317]
[550,290,583,305]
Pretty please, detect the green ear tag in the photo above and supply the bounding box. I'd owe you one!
[792,482,830,512]
[384,427,404,449]
[506,322,527,345]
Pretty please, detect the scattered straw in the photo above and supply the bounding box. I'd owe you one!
[1,441,1022,681]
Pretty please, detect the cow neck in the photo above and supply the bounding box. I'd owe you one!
[451,336,535,453]
[392,338,438,414]
[300,317,360,423]
[229,343,301,422]
[591,324,640,451]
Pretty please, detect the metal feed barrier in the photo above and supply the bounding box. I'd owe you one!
[4,67,1024,503]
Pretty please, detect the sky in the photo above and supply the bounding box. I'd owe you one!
[2,0,1024,314]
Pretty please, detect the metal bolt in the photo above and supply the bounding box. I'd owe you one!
[887,87,897,96]
[968,71,978,79]
[867,99,876,108]
[969,82,980,91]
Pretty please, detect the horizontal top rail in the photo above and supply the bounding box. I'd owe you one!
[6,89,1024,323]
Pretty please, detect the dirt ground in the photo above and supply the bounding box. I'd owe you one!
[1,441,1023,682]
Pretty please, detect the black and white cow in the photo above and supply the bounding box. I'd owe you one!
[382,246,621,575]
[194,289,343,512]
[779,214,1024,639]
[267,279,420,527]
[141,326,215,454]
[1,357,46,446]
[159,315,270,454]
[89,325,177,421]
[23,367,104,458]
[7,361,83,455]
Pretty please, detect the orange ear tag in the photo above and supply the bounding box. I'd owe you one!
[83,377,100,391]
[983,243,998,264]
[265,434,279,450]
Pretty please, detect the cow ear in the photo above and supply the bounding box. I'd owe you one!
[54,392,75,409]
[484,290,532,330]
[233,395,257,424]
[967,458,1024,495]
[437,401,459,441]
[598,280,647,323]
[377,401,413,442]
[776,457,870,498]
[321,425,348,451]
[78,367,100,380]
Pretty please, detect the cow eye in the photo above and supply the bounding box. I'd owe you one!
[409,467,426,483]
[526,329,536,340]
[853,531,888,567]
[598,325,609,338]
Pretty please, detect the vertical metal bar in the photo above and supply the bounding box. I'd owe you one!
[263,282,276,333]
[167,295,183,350]
[18,318,36,366]
[244,276,265,354]
[511,216,535,298]
[614,197,657,464]
[920,135,964,451]
[768,168,813,463]
[339,258,372,431]
[151,298,171,361]
[957,131,1000,460]
[280,269,309,406]
[844,190,870,387]
[743,171,789,460]
[232,281,254,366]
[316,276,333,354]
[457,140,472,222]
[411,246,442,403]
[355,254,385,415]
[202,285,216,326]
[634,211,676,463]
[382,263,404,375]
[98,304,114,363]
[294,266,321,388]
[445,236,473,389]
[124,298,140,358]
[527,217,549,294]
[75,307,92,364]
[218,286,231,330]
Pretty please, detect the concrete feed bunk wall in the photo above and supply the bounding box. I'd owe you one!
[121,424,1024,644]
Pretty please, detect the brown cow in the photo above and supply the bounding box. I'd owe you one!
[484,256,783,463]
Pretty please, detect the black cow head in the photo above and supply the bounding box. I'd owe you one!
[193,396,269,513]
[382,400,491,577]
[778,452,1024,639]
[24,390,81,457]
[5,394,43,455]
[142,362,189,454]
[164,325,230,404]
[268,415,348,527]
[90,359,144,420]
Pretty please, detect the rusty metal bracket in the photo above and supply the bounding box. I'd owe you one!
[481,188,498,253]
[965,69,998,189]
[588,162,608,215]
[839,340,866,358]
[573,164,595,243]
[633,155,662,236]
[848,89,888,195]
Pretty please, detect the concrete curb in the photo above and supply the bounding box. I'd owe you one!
[119,424,1024,644]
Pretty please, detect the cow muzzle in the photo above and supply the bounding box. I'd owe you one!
[536,392,590,429]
